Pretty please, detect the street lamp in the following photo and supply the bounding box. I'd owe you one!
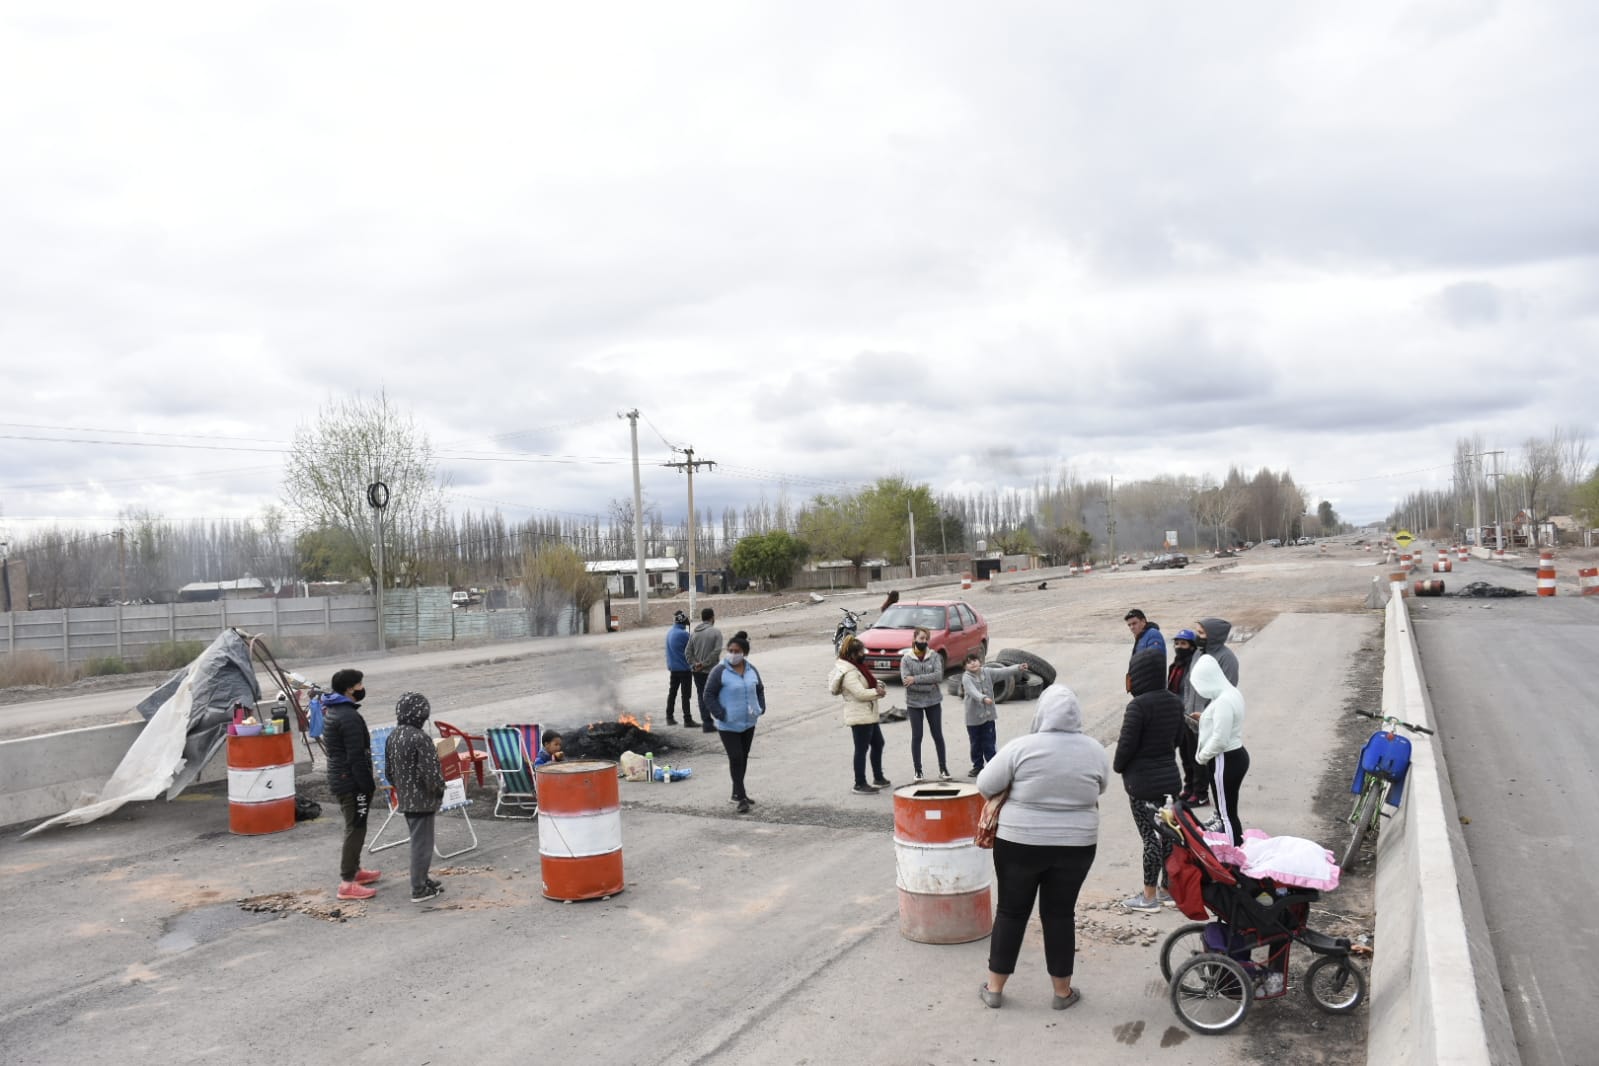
[368,481,389,652]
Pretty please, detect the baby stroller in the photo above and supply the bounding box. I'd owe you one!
[1155,801,1366,1034]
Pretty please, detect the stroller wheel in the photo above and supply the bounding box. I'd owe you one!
[1305,955,1367,1014]
[1170,953,1253,1034]
[1159,922,1210,982]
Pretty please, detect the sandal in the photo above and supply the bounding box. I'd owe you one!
[1052,989,1082,1011]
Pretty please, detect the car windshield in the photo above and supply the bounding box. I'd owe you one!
[875,605,947,630]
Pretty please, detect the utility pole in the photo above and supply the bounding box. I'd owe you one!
[1467,451,1488,546]
[1105,477,1117,565]
[367,479,389,651]
[665,447,715,619]
[908,502,918,579]
[1484,449,1507,550]
[115,528,126,603]
[620,410,648,621]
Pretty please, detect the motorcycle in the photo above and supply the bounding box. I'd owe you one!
[833,608,863,652]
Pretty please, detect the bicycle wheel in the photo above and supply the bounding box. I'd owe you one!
[1170,952,1253,1034]
[1304,955,1367,1014]
[1340,780,1384,870]
[1159,922,1210,982]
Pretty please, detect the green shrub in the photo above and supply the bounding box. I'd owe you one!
[140,641,207,672]
[83,656,135,677]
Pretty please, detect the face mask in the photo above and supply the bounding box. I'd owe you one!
[727,651,745,665]
[914,641,929,652]
[1195,638,1208,653]
[351,687,366,703]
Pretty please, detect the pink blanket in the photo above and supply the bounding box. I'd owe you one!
[1202,829,1341,891]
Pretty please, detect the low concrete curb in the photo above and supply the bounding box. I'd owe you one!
[1,719,311,831]
[1369,587,1521,1065]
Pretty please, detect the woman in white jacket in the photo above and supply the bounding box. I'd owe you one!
[829,636,892,795]
[1190,655,1249,845]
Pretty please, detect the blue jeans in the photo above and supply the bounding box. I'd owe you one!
[966,721,997,770]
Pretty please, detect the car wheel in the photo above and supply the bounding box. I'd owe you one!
[993,648,1058,688]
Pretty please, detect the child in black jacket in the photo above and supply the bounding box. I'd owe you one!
[385,692,448,903]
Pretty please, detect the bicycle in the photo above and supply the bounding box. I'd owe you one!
[1340,710,1435,869]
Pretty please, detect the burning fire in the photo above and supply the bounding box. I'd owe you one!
[615,713,652,732]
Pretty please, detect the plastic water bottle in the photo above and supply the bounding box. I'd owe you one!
[663,764,673,784]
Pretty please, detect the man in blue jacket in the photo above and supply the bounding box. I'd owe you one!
[1124,609,1167,666]
[665,610,697,727]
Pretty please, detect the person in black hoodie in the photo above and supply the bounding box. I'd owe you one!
[1113,648,1184,912]
[386,692,448,904]
[322,669,381,901]
[1166,629,1206,805]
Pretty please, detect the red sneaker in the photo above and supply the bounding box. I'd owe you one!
[354,869,382,885]
[337,881,377,901]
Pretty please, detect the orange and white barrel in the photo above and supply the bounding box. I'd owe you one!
[1412,579,1446,597]
[1493,545,1506,560]
[536,760,624,901]
[1578,567,1599,596]
[1538,551,1557,597]
[893,783,991,944]
[1400,552,1414,572]
[1456,545,1468,562]
[227,732,296,835]
[609,613,620,632]
[1068,565,1079,576]
[1083,562,1093,574]
[1433,550,1452,573]
[961,574,973,591]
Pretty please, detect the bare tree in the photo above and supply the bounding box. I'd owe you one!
[1520,434,1560,520]
[282,392,447,585]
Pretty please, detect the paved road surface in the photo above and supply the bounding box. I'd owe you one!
[1413,567,1598,1066]
[1,572,1380,1064]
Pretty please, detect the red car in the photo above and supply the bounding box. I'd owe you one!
[859,600,989,677]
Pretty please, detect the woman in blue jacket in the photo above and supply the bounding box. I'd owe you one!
[702,631,766,814]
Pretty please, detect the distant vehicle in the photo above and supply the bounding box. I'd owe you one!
[451,590,470,608]
[1297,537,1313,546]
[1141,553,1190,570]
[859,600,988,677]
[1266,538,1282,548]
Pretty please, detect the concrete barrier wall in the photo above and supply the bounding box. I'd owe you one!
[1368,587,1520,1066]
[0,720,310,831]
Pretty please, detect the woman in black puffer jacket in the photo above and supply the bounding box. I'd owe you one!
[1112,648,1184,912]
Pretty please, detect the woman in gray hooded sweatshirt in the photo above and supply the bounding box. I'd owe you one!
[974,684,1109,1010]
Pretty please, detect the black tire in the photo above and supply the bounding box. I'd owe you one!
[1304,955,1367,1014]
[1159,922,1210,982]
[1340,781,1383,870]
[1018,675,1046,701]
[1170,952,1252,1035]
[993,672,1018,704]
[993,648,1058,687]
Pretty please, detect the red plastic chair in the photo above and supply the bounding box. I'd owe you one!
[434,720,490,789]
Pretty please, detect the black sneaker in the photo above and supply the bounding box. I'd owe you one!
[871,778,892,788]
[411,885,442,904]
[852,783,880,795]
[968,766,982,778]
[426,878,444,893]
[736,799,752,814]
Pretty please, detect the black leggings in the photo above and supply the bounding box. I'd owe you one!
[1129,795,1171,888]
[988,838,1097,977]
[1210,746,1250,845]
[908,702,948,775]
[718,727,756,800]
[850,723,886,786]
[1178,727,1206,799]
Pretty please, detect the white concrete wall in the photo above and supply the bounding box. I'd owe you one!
[1368,585,1520,1066]
[0,720,306,830]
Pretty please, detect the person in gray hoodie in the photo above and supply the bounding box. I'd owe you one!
[385,692,448,903]
[960,650,1027,777]
[900,626,950,780]
[974,684,1109,1011]
[684,608,724,734]
[1180,616,1240,804]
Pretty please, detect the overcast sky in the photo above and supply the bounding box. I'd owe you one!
[3,0,1596,542]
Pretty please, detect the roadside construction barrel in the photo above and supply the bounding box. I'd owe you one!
[1538,551,1557,597]
[1400,551,1414,572]
[893,783,991,944]
[1494,546,1506,560]
[536,760,624,901]
[1578,567,1599,596]
[1457,545,1469,563]
[227,732,296,835]
[961,573,973,590]
[1433,550,1452,573]
[609,613,620,632]
[1412,580,1446,597]
[1068,565,1079,576]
